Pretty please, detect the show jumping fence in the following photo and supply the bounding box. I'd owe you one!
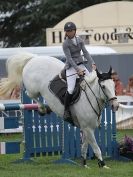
[0,90,119,162]
[0,115,21,154]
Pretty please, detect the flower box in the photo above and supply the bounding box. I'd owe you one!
[119,135,133,161]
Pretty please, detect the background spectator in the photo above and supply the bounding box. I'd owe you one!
[111,71,124,96]
[125,75,133,97]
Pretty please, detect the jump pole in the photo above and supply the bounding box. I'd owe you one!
[0,103,38,111]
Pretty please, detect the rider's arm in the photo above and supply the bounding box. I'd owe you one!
[63,41,79,72]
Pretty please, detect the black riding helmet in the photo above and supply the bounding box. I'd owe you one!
[64,22,76,31]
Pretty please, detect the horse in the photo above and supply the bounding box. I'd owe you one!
[0,52,119,168]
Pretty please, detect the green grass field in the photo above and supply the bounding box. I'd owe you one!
[0,129,133,177]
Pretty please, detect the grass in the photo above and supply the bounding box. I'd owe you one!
[0,133,22,142]
[0,129,133,177]
[0,155,133,177]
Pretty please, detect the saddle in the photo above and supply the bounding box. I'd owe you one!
[48,69,82,105]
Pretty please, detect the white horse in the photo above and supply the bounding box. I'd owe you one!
[0,52,119,168]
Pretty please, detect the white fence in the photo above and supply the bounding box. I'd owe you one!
[116,96,133,129]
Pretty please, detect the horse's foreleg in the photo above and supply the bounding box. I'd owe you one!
[33,98,51,116]
[26,91,51,116]
[81,131,105,168]
[86,129,110,168]
[82,129,108,168]
[81,130,90,168]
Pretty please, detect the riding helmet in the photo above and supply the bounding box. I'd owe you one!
[64,22,76,31]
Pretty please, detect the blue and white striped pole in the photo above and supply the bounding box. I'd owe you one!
[0,117,19,129]
[0,103,38,111]
[0,142,20,154]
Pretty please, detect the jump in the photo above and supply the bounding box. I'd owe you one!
[0,51,119,168]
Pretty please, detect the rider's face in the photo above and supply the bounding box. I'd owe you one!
[66,30,76,39]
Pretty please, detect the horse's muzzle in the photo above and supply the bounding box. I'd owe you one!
[109,98,119,112]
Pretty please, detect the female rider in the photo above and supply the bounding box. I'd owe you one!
[63,22,96,123]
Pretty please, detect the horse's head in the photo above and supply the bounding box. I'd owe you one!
[96,67,119,112]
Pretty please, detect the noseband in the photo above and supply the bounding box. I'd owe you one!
[98,79,117,103]
[108,97,117,102]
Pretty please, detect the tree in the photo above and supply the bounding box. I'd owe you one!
[0,0,43,46]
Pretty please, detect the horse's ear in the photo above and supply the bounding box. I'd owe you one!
[96,68,101,79]
[108,66,112,76]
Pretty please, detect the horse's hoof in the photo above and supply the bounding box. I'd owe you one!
[38,105,46,116]
[103,165,110,169]
[38,105,51,116]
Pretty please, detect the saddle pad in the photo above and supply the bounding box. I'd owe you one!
[49,75,81,105]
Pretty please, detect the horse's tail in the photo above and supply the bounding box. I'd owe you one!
[0,52,36,98]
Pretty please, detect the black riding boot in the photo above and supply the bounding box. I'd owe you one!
[64,92,74,126]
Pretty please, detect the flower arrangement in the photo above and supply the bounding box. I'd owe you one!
[119,135,133,154]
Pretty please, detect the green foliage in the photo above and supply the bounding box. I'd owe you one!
[0,0,126,47]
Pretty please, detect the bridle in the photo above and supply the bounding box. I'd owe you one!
[98,79,117,102]
[81,77,117,119]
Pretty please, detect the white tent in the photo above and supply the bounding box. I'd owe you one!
[0,45,116,60]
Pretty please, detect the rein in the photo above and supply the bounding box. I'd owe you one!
[81,78,103,119]
[81,77,117,120]
[53,70,86,82]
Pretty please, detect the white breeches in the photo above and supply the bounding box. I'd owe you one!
[66,64,90,94]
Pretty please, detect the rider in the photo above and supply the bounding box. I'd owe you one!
[63,21,96,123]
